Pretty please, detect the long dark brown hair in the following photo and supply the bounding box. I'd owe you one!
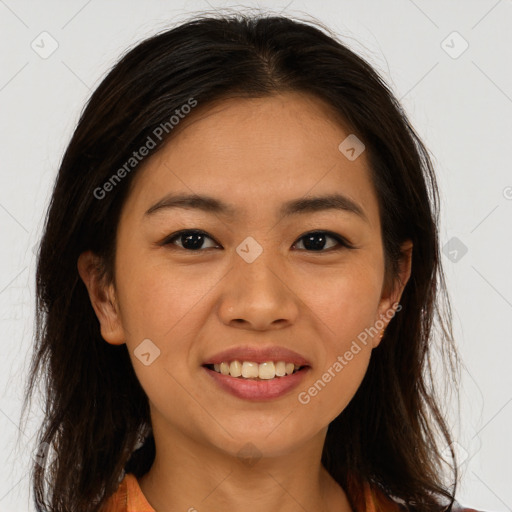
[20,11,461,511]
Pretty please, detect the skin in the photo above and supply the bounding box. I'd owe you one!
[78,91,412,512]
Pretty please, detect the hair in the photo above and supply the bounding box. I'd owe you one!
[20,10,461,512]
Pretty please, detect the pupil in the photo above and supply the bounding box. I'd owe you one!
[181,232,204,250]
[303,233,326,251]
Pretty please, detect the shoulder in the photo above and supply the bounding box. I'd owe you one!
[378,494,489,512]
[100,472,155,512]
[100,474,128,512]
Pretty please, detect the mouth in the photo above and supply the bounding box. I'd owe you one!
[202,362,310,380]
[201,362,311,401]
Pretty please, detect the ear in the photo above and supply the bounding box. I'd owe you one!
[373,239,413,348]
[77,250,126,345]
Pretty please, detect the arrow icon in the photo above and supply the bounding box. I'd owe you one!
[236,236,263,263]
[442,236,468,262]
[440,31,468,59]
[338,134,365,161]
[31,31,59,59]
[134,338,161,366]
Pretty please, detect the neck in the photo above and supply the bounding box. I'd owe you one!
[137,422,353,512]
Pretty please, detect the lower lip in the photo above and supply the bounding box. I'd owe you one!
[202,366,311,401]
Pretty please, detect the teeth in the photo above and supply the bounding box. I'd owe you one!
[257,362,274,380]
[229,360,242,377]
[275,361,287,377]
[241,361,259,378]
[211,361,303,379]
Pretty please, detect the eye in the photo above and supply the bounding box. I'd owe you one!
[292,231,354,252]
[162,229,354,252]
[162,230,219,251]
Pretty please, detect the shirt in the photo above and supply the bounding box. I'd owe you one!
[101,472,479,512]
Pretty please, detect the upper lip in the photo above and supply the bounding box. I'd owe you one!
[203,346,312,367]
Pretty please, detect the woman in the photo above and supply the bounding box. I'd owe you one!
[22,12,483,512]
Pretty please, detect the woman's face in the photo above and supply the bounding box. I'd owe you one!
[80,91,411,459]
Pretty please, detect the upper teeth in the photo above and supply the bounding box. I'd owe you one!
[213,361,301,379]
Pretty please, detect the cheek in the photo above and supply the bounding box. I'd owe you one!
[295,266,379,419]
[298,331,373,426]
[304,262,383,343]
[115,253,214,341]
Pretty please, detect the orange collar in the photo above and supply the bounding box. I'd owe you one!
[102,472,402,512]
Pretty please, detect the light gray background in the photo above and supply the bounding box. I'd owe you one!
[1,1,511,510]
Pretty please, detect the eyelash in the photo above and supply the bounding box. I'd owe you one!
[161,229,355,252]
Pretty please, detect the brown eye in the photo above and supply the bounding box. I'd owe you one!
[293,231,353,252]
[162,229,354,253]
[163,230,219,251]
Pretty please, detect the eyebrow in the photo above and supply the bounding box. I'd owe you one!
[144,192,368,223]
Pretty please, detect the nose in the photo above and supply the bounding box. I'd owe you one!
[217,254,299,331]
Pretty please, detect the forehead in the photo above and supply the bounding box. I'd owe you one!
[121,92,380,229]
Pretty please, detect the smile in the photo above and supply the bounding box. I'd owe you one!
[202,363,311,401]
